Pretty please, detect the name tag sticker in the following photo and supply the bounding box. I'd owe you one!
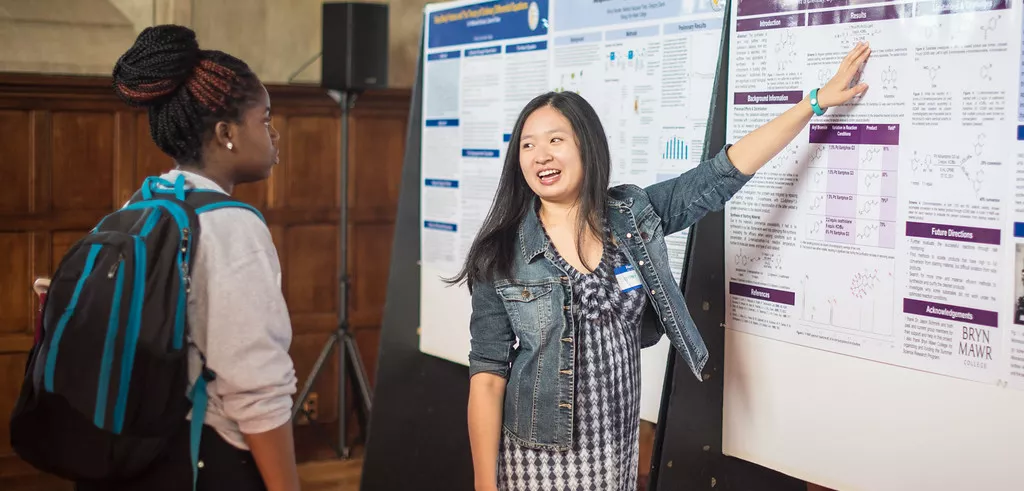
[614,264,643,292]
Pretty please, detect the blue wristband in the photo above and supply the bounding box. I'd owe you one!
[809,88,826,116]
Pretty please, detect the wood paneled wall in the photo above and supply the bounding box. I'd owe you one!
[0,73,409,483]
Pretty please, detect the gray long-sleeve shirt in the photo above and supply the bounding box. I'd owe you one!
[157,169,297,450]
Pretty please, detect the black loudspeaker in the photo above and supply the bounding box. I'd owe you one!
[321,2,389,91]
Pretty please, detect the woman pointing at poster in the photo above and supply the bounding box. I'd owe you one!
[451,42,871,491]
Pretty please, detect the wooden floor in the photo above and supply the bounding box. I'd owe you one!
[2,455,842,491]
[298,457,363,491]
[0,457,364,491]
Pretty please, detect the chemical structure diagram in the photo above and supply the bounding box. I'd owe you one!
[862,171,881,191]
[818,67,832,87]
[856,222,881,240]
[858,199,880,216]
[808,145,825,164]
[860,147,881,166]
[911,151,933,173]
[910,134,990,197]
[733,248,783,270]
[923,20,969,44]
[809,194,824,211]
[775,30,797,71]
[849,268,885,299]
[880,65,897,92]
[808,219,823,235]
[811,168,826,184]
[767,143,800,171]
[921,65,940,88]
[835,25,882,50]
[979,63,993,82]
[980,15,1001,41]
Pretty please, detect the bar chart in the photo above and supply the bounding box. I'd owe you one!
[662,135,689,160]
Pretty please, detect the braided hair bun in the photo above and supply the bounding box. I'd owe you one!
[113,25,199,107]
[110,24,261,164]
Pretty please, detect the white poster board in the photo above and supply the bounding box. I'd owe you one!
[723,0,1024,488]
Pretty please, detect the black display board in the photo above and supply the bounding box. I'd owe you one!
[359,28,474,490]
[646,3,804,489]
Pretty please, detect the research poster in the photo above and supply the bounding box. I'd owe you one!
[419,0,728,422]
[724,0,1024,390]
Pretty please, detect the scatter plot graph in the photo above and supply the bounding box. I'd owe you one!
[800,265,895,336]
[803,123,898,249]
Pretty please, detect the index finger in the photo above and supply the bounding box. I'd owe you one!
[840,42,867,71]
[848,44,872,72]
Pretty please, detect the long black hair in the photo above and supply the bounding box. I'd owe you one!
[447,91,611,291]
[111,24,263,165]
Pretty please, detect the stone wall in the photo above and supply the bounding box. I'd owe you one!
[0,0,429,87]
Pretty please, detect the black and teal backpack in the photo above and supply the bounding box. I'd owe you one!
[9,174,264,488]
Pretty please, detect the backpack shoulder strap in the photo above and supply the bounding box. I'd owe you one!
[129,174,265,224]
[183,190,266,224]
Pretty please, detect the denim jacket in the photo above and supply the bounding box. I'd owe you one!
[468,145,752,451]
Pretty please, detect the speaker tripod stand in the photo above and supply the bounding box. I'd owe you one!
[291,90,373,460]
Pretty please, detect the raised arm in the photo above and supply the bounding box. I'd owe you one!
[727,42,870,174]
[466,281,516,491]
[643,42,871,234]
[643,145,753,235]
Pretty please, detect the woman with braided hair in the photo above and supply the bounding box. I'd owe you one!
[76,24,299,491]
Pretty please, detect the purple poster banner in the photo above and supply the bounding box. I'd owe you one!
[737,0,888,17]
[730,282,796,305]
[903,298,998,328]
[808,124,900,145]
[734,91,805,105]
[736,13,806,32]
[905,221,1001,245]
[737,0,803,17]
[808,3,914,25]
[916,0,1008,16]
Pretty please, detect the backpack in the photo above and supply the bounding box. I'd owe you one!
[9,174,265,488]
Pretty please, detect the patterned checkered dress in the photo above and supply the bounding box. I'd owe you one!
[497,230,647,491]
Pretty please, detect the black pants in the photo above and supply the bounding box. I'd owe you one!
[75,421,267,491]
